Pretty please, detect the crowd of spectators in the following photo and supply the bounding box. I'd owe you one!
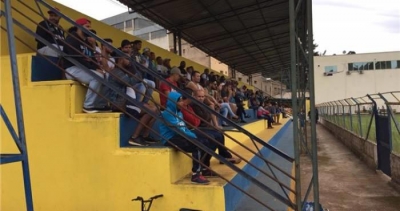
[35,12,289,184]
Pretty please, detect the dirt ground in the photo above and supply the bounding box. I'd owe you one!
[300,124,400,211]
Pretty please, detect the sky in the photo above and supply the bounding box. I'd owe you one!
[54,0,400,55]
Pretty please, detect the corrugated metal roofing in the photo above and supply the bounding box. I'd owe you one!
[118,0,291,77]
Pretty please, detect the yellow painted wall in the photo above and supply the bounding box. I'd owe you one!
[0,0,255,90]
[0,54,225,211]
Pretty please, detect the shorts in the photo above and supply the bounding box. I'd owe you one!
[126,105,141,119]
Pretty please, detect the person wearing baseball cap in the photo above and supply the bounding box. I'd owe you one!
[62,17,107,113]
[159,67,181,108]
[35,7,65,57]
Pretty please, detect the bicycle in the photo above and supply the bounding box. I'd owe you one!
[132,194,163,211]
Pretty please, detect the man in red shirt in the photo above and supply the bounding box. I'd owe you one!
[181,89,241,176]
[159,67,181,109]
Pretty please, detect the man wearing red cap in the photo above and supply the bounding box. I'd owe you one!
[35,7,65,57]
[63,18,107,113]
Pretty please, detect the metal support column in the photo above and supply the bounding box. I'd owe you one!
[289,0,302,210]
[306,0,320,209]
[173,31,177,54]
[0,0,34,210]
[177,30,182,56]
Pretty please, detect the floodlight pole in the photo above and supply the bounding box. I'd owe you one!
[307,0,320,209]
[289,0,302,210]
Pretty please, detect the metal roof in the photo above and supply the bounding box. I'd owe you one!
[117,0,291,78]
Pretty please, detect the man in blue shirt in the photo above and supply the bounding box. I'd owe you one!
[159,92,210,184]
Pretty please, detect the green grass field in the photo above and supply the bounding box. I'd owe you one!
[323,114,400,154]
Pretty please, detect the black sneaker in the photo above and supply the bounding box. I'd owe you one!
[83,107,99,113]
[96,106,112,112]
[142,136,158,144]
[128,137,149,146]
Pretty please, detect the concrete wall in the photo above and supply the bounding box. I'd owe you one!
[314,51,400,104]
[391,153,400,191]
[321,119,378,170]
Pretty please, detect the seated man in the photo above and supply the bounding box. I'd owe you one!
[257,105,274,129]
[35,7,65,57]
[182,89,242,169]
[63,18,107,113]
[159,67,181,109]
[108,55,158,146]
[186,71,222,128]
[159,92,210,184]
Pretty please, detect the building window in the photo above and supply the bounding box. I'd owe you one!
[125,20,133,29]
[348,62,374,71]
[254,80,257,84]
[134,18,154,30]
[151,29,166,40]
[376,60,400,69]
[324,65,337,73]
[113,22,124,30]
[238,77,242,82]
[182,49,186,55]
[137,33,150,40]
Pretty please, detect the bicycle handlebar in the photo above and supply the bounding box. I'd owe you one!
[150,194,163,200]
[131,194,163,201]
[132,196,144,201]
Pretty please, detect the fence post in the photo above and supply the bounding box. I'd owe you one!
[336,102,341,127]
[352,97,363,138]
[339,101,346,129]
[346,99,353,132]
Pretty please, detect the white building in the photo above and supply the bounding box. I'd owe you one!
[314,51,400,104]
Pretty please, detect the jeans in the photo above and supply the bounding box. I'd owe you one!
[94,73,111,108]
[220,103,236,125]
[165,135,206,173]
[194,129,232,167]
[66,66,103,108]
[134,79,155,103]
[236,104,246,120]
[258,115,273,127]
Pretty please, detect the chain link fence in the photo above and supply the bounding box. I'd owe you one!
[318,92,400,154]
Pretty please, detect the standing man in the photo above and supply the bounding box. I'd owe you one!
[35,8,65,57]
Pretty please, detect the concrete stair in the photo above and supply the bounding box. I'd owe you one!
[1,53,291,211]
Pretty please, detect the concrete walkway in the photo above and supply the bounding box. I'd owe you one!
[300,124,400,210]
